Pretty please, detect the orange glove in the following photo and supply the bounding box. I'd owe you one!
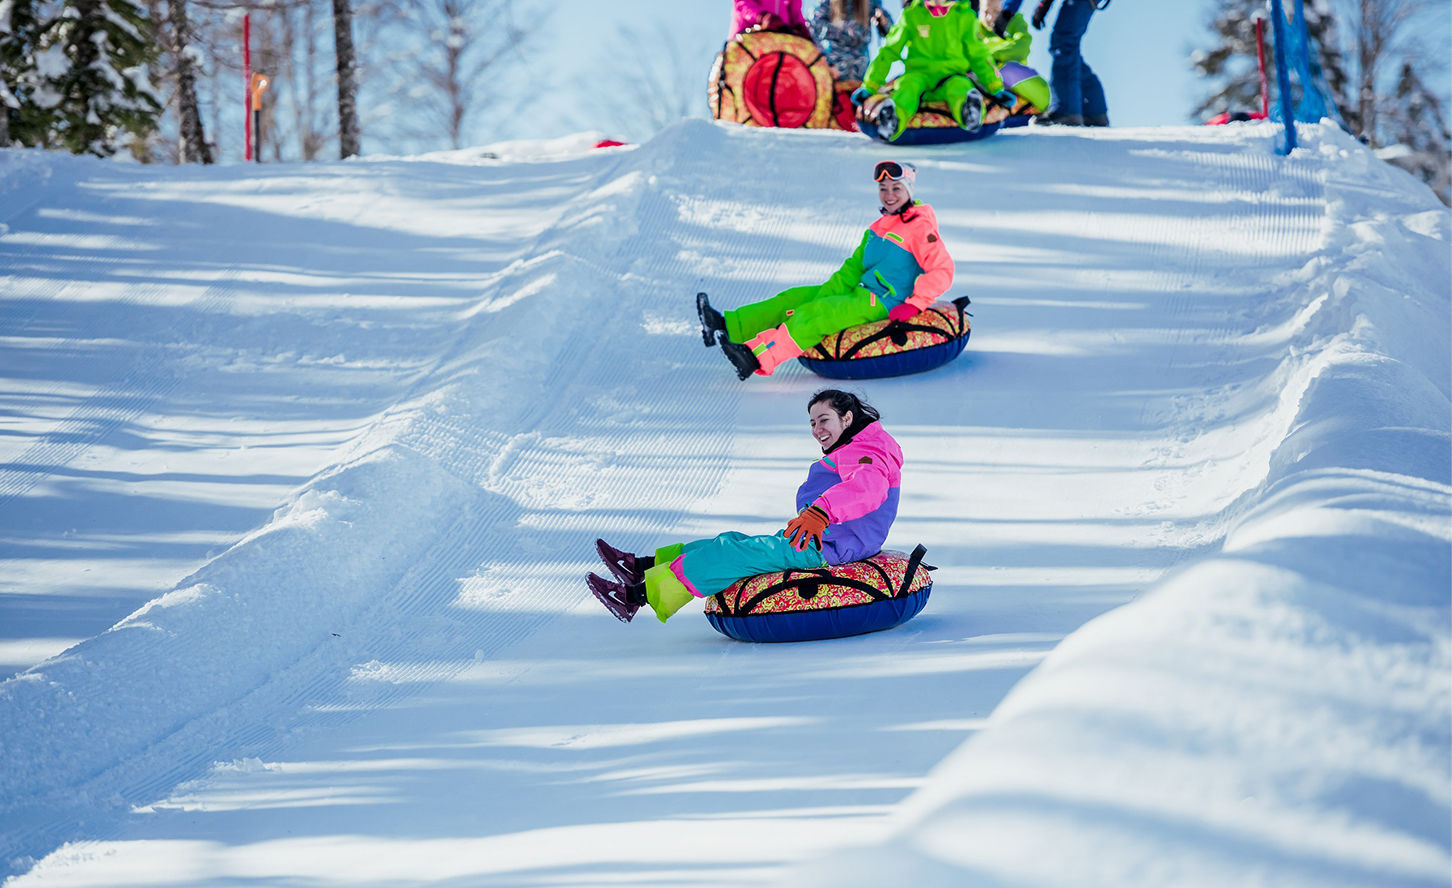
[784,505,830,551]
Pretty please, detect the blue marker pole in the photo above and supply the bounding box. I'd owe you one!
[1268,0,1298,155]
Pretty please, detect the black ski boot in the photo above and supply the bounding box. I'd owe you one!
[587,572,647,623]
[874,101,899,142]
[718,337,761,380]
[1032,111,1084,126]
[696,292,727,347]
[959,88,984,132]
[596,538,652,587]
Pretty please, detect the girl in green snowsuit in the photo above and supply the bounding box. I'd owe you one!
[852,0,1015,140]
[978,0,1032,64]
[697,160,954,381]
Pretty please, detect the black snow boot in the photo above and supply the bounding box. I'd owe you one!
[1032,111,1084,127]
[697,292,728,347]
[959,88,984,132]
[718,337,761,380]
[596,538,652,587]
[587,572,647,623]
[874,101,899,142]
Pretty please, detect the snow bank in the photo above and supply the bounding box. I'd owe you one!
[1,119,727,867]
[785,127,1451,888]
[0,445,485,813]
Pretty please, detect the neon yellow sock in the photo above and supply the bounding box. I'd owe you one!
[644,562,697,623]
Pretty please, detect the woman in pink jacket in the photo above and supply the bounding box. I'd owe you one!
[731,0,811,39]
[588,390,903,624]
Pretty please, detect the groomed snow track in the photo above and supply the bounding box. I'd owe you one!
[0,121,1447,887]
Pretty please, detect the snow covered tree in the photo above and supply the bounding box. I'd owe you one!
[1381,61,1451,202]
[1,3,16,145]
[1190,0,1272,119]
[0,0,45,146]
[25,0,162,156]
[166,0,211,162]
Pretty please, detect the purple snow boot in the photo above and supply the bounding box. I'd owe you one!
[587,572,647,623]
[595,538,652,587]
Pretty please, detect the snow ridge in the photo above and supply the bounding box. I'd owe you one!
[787,126,1452,888]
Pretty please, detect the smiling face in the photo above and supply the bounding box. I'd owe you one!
[809,401,854,452]
[879,178,911,214]
[926,1,956,17]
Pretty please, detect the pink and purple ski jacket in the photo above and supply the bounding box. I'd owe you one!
[796,421,903,564]
[732,0,807,35]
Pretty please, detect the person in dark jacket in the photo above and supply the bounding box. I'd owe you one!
[1002,0,1109,126]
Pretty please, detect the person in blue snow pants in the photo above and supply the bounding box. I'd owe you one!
[1004,0,1109,126]
[586,390,905,625]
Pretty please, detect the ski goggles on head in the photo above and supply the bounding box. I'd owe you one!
[873,160,917,184]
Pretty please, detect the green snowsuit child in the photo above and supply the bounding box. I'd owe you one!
[860,0,1006,140]
[979,9,1031,64]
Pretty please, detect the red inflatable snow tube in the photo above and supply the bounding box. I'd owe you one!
[742,51,816,128]
[708,29,852,131]
[704,546,933,643]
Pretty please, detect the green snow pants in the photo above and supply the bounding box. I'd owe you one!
[890,69,979,138]
[724,283,890,352]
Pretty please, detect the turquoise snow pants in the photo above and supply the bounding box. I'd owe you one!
[644,531,827,622]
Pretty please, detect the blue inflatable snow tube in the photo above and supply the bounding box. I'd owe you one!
[797,297,972,380]
[799,332,969,379]
[706,585,930,643]
[702,546,934,643]
[873,121,1003,145]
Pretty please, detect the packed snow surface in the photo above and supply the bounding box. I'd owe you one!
[0,119,1447,887]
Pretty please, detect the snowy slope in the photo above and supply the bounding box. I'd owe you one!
[0,120,1447,887]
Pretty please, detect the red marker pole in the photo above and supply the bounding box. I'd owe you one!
[243,13,252,161]
[1254,15,1270,120]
